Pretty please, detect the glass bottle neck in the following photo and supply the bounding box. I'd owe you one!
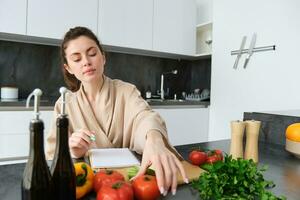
[28,120,46,162]
[55,116,71,157]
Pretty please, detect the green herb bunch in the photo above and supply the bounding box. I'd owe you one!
[191,155,286,200]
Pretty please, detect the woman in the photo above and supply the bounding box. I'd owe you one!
[46,26,188,196]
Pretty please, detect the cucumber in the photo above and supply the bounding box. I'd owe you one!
[127,166,156,180]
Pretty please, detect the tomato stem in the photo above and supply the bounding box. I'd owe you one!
[144,176,151,181]
[112,182,123,189]
[105,169,113,175]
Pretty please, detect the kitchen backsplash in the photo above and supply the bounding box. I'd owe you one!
[0,40,211,100]
[243,112,300,146]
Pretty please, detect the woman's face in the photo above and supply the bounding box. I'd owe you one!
[64,36,105,84]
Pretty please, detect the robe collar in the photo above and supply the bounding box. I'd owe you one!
[76,75,114,148]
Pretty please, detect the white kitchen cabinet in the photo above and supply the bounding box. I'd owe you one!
[195,0,212,56]
[27,0,98,39]
[196,0,212,25]
[153,0,196,55]
[99,0,153,50]
[154,107,209,146]
[196,22,212,56]
[209,0,300,141]
[0,0,27,35]
[1,0,199,57]
[0,111,53,160]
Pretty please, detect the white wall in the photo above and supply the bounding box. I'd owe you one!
[209,0,300,141]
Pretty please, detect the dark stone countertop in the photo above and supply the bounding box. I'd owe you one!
[1,140,299,200]
[0,99,53,106]
[0,99,209,111]
[0,99,56,111]
[147,99,209,109]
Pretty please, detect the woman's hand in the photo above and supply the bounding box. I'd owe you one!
[133,130,188,196]
[69,129,96,158]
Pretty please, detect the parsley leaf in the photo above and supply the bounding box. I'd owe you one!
[191,155,286,200]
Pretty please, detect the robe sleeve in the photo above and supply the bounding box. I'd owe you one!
[123,85,183,160]
[45,100,60,160]
[45,98,75,160]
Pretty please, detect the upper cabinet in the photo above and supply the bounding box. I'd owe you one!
[0,0,27,35]
[99,0,153,50]
[195,0,213,56]
[196,22,212,56]
[196,0,212,25]
[0,0,198,58]
[27,0,98,39]
[153,0,196,55]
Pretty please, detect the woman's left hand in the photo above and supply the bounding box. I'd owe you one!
[132,130,188,196]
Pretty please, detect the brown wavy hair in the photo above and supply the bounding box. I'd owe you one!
[60,26,105,92]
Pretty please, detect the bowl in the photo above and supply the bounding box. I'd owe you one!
[286,139,300,158]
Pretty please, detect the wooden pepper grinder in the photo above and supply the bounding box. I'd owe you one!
[230,120,246,159]
[244,120,261,163]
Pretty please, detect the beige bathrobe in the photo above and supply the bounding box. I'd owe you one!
[46,76,177,160]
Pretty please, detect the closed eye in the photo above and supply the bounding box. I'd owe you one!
[88,52,97,57]
[72,57,81,62]
[88,48,97,57]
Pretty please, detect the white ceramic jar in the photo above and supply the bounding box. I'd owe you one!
[1,86,19,100]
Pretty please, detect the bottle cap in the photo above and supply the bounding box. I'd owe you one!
[59,87,68,116]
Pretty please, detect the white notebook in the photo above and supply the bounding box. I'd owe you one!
[89,148,140,169]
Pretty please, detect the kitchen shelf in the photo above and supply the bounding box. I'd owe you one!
[196,21,212,55]
[196,21,212,29]
[194,52,211,58]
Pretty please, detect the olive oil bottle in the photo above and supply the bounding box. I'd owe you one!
[50,87,76,200]
[22,89,52,200]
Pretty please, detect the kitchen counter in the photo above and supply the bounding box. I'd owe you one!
[0,99,210,111]
[0,99,56,111]
[147,99,209,109]
[1,140,299,199]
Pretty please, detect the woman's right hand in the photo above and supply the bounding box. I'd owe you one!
[69,129,96,158]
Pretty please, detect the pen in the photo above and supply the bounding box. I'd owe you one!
[90,134,96,141]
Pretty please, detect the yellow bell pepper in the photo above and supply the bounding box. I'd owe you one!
[74,162,94,199]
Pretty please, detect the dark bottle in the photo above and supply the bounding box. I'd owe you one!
[50,87,76,200]
[22,89,52,200]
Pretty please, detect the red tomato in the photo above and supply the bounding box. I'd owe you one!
[206,155,219,164]
[206,149,223,164]
[214,149,222,155]
[188,150,208,166]
[132,175,160,200]
[97,181,134,200]
[214,149,223,161]
[93,169,125,192]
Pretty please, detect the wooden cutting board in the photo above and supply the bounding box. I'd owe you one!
[106,160,205,185]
